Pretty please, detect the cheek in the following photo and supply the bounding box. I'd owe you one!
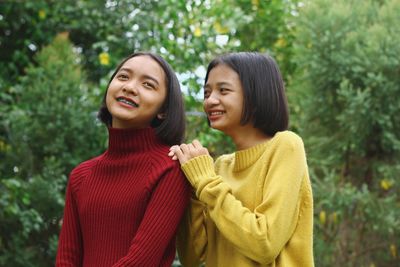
[232,101,243,114]
[203,98,211,111]
[154,91,167,110]
[105,89,114,108]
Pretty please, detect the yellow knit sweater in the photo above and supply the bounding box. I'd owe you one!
[177,131,314,267]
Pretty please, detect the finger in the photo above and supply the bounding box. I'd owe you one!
[192,139,209,156]
[174,146,185,161]
[187,143,196,153]
[168,145,179,156]
[180,143,190,154]
[192,139,203,149]
[169,145,179,151]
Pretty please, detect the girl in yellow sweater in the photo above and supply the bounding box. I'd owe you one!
[169,52,314,267]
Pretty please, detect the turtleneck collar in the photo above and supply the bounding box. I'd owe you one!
[106,127,162,156]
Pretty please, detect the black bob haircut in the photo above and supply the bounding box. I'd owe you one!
[204,52,289,137]
[98,52,185,146]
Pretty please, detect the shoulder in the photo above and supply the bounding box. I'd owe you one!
[146,144,185,183]
[146,145,189,190]
[149,144,178,169]
[257,131,307,165]
[270,131,305,151]
[70,156,99,177]
[265,131,307,167]
[68,156,100,192]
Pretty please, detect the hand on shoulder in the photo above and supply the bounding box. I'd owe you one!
[168,140,209,165]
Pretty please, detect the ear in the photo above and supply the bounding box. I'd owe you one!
[157,113,166,120]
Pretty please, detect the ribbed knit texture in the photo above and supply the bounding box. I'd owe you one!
[56,127,190,267]
[177,131,314,267]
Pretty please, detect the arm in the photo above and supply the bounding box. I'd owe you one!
[176,195,207,267]
[112,165,191,266]
[56,179,83,267]
[175,138,307,264]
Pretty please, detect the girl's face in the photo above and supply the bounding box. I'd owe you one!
[106,55,167,129]
[203,64,245,134]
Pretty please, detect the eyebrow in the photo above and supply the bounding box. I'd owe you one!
[204,81,232,89]
[118,68,160,86]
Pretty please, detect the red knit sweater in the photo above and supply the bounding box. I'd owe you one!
[56,127,190,267]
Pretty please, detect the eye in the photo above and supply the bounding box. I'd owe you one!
[220,88,229,94]
[143,81,156,89]
[117,73,129,80]
[204,89,211,99]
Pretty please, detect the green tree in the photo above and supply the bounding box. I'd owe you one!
[0,34,105,266]
[292,0,400,266]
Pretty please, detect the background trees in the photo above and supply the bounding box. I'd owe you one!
[0,33,105,266]
[0,0,398,266]
[293,0,400,266]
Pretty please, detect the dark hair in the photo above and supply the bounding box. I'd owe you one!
[98,52,185,145]
[204,52,289,136]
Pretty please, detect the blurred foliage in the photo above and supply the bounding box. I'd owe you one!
[292,0,400,266]
[1,0,398,266]
[0,34,105,266]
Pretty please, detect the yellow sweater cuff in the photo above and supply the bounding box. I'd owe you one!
[181,155,215,188]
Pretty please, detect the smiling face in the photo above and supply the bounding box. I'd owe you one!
[105,55,167,129]
[203,64,245,135]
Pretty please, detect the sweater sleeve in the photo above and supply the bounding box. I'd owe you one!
[176,195,207,267]
[112,164,191,266]
[181,137,307,265]
[56,177,83,267]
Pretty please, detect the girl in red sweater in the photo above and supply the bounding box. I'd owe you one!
[56,52,190,266]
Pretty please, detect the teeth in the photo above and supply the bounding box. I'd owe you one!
[210,111,224,115]
[117,98,138,107]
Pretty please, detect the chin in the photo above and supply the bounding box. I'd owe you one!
[210,124,224,131]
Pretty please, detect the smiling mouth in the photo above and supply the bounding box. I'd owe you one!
[208,111,225,116]
[117,97,139,108]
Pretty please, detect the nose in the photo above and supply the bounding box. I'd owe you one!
[203,91,220,108]
[122,80,138,95]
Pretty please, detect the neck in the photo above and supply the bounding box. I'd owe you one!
[227,125,270,151]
